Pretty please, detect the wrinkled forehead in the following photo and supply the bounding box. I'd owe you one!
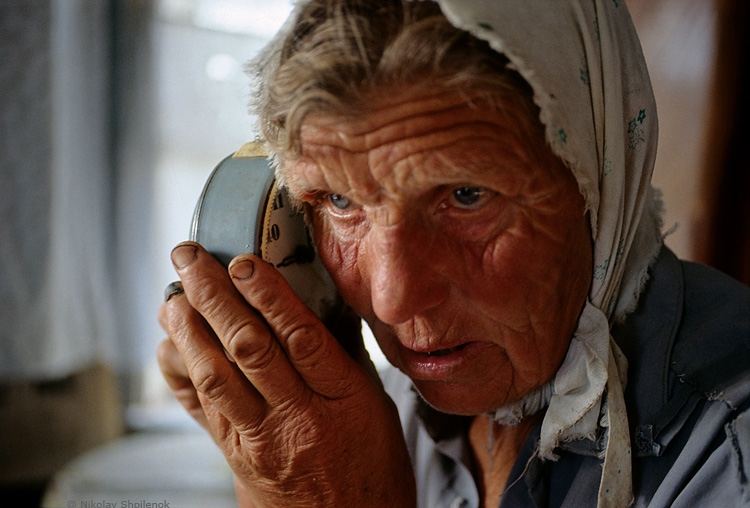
[279,81,551,181]
[281,86,571,208]
[280,84,555,192]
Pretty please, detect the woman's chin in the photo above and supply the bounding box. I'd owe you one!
[409,379,514,417]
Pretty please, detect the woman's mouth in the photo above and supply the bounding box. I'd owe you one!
[424,343,469,357]
[397,341,485,381]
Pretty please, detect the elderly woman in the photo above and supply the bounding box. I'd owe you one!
[158,1,750,507]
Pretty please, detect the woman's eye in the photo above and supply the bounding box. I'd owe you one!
[328,193,352,210]
[451,187,488,209]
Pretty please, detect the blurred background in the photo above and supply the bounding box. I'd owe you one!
[1,0,747,507]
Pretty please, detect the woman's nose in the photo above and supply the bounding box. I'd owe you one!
[363,223,449,325]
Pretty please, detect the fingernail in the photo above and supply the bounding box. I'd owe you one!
[230,259,255,279]
[164,281,184,302]
[172,244,197,269]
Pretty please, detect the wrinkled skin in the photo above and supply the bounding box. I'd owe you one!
[286,89,593,415]
[158,88,592,507]
[159,247,416,507]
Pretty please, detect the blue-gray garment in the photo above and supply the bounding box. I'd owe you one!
[381,247,750,508]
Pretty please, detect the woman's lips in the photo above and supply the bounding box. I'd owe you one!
[398,341,484,380]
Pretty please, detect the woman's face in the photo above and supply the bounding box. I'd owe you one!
[284,89,593,415]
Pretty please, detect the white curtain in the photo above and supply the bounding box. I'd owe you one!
[0,0,118,382]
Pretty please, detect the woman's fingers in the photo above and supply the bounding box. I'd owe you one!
[162,277,271,434]
[156,337,211,431]
[227,254,366,401]
[159,243,416,507]
[169,242,311,410]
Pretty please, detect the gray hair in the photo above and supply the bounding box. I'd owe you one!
[250,0,543,169]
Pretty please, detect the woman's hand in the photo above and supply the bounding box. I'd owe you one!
[157,242,416,508]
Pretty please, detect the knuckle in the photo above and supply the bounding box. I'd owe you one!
[286,321,326,366]
[222,314,262,352]
[231,327,281,373]
[190,355,231,400]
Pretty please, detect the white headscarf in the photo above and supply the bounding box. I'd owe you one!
[437,1,663,506]
[259,1,664,506]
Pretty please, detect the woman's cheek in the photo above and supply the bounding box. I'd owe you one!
[314,214,371,315]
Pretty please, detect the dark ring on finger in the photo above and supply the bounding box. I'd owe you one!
[164,281,184,302]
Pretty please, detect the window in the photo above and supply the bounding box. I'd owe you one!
[121,0,385,428]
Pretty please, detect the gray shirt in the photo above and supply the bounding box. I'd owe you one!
[381,247,750,507]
